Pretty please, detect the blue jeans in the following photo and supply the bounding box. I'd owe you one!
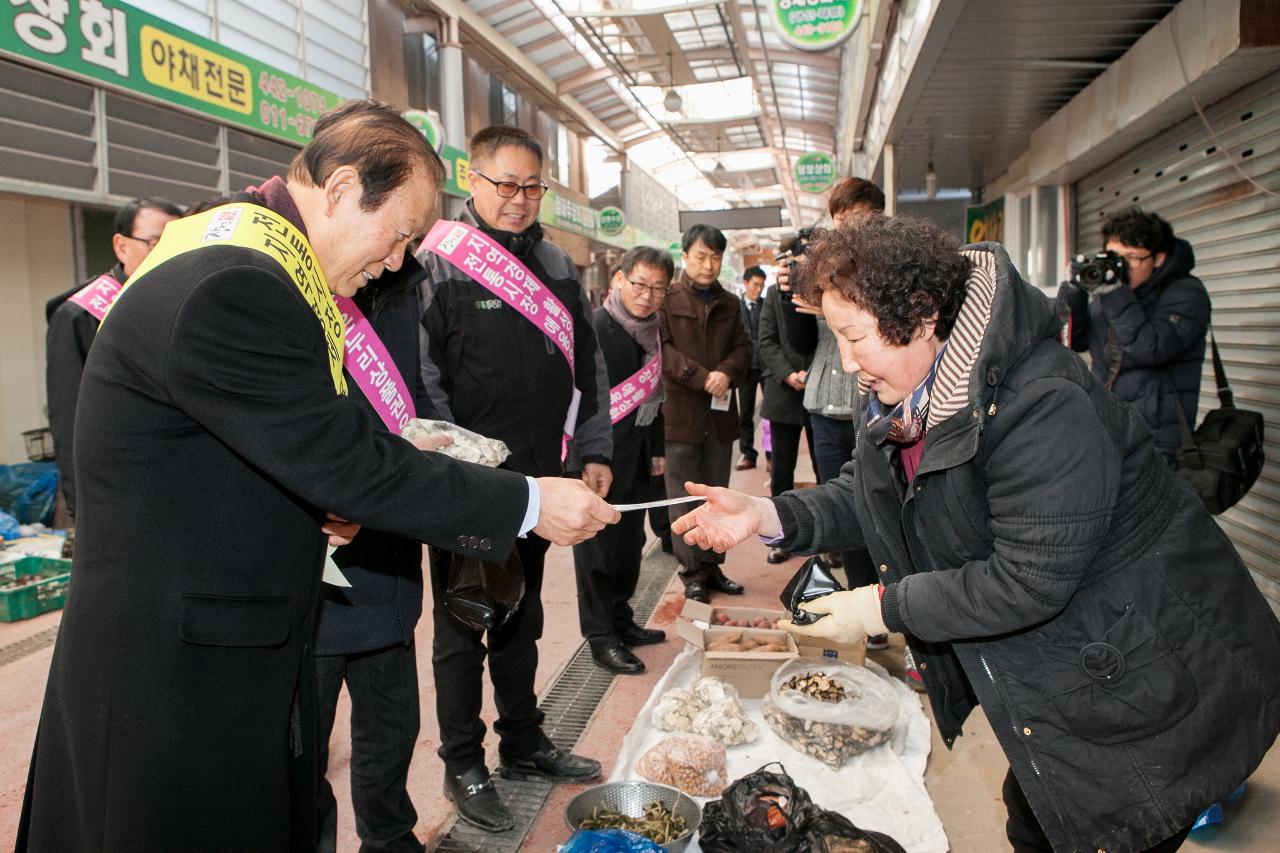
[810,413,877,588]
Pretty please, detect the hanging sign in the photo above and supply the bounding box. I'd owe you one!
[794,152,836,194]
[965,198,1005,243]
[598,206,625,237]
[440,144,470,198]
[402,110,443,151]
[771,0,861,52]
[1,0,339,145]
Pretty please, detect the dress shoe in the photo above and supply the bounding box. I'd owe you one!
[621,624,667,646]
[706,573,745,594]
[660,536,674,554]
[499,745,601,782]
[591,642,645,674]
[767,547,790,564]
[443,766,513,832]
[825,551,844,569]
[735,456,757,471]
[684,580,710,603]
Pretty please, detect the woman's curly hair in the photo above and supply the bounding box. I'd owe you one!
[794,213,971,346]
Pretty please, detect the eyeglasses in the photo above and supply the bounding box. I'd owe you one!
[121,233,162,249]
[1119,252,1153,267]
[473,171,548,200]
[627,278,673,298]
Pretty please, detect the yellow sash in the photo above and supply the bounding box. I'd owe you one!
[106,203,348,395]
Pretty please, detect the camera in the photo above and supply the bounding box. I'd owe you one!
[775,227,815,302]
[1070,250,1128,294]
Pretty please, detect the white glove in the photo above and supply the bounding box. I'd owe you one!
[779,585,888,646]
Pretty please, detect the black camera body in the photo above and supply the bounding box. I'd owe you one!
[775,226,816,302]
[1070,250,1128,294]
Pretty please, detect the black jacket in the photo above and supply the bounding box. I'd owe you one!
[740,295,763,372]
[316,253,433,657]
[44,263,123,517]
[591,307,664,496]
[1057,239,1209,458]
[416,207,601,477]
[775,243,1279,853]
[757,285,810,425]
[18,203,528,852]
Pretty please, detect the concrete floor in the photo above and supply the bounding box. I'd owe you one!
[1,448,1277,850]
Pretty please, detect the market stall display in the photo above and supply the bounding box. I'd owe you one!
[762,659,899,768]
[636,735,728,797]
[565,781,702,852]
[652,678,758,746]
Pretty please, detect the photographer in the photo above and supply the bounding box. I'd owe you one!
[1057,207,1210,464]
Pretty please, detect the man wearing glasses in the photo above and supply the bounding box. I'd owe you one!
[44,197,182,544]
[416,125,608,833]
[1058,206,1210,464]
[572,246,675,675]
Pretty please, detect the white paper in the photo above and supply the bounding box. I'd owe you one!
[710,393,731,411]
[322,547,351,587]
[611,495,705,512]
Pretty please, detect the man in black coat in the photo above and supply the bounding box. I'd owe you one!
[1057,207,1210,463]
[735,266,766,470]
[44,197,182,530]
[573,246,673,675]
[17,100,616,853]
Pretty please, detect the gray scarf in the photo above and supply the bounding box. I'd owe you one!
[603,288,664,426]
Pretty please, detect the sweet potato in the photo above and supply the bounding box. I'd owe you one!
[707,640,746,652]
[750,643,789,653]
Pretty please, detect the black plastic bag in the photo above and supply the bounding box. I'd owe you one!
[699,763,813,853]
[435,546,524,631]
[779,555,845,625]
[803,810,907,853]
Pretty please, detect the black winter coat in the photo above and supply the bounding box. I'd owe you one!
[757,285,810,425]
[316,253,434,657]
[740,295,764,372]
[775,244,1280,853]
[18,205,528,852]
[44,264,123,517]
[1057,239,1209,459]
[416,208,600,476]
[591,307,664,496]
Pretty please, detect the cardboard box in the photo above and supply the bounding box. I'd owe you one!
[676,599,786,640]
[796,638,867,667]
[679,623,799,698]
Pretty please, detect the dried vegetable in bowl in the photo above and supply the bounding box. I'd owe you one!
[636,734,728,797]
[578,801,690,845]
[651,678,758,746]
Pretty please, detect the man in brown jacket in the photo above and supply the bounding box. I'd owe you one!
[660,224,752,601]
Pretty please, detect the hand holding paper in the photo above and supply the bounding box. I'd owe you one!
[322,512,360,547]
[533,477,620,546]
[670,482,781,552]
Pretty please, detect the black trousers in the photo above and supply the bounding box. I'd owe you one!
[316,642,422,853]
[737,370,764,460]
[1002,769,1192,853]
[665,434,733,585]
[429,535,552,774]
[573,483,649,646]
[768,416,814,496]
[810,413,877,587]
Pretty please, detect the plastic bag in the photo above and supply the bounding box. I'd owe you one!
[435,546,524,631]
[400,418,509,467]
[650,678,758,746]
[0,510,21,541]
[637,734,728,797]
[560,828,665,853]
[0,462,59,525]
[762,658,899,768]
[779,555,844,625]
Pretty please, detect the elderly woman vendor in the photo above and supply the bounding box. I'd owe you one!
[673,214,1280,853]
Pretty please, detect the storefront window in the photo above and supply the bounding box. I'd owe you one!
[403,33,440,114]
[489,77,518,126]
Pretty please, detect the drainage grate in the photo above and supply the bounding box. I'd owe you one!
[0,624,60,668]
[433,543,678,851]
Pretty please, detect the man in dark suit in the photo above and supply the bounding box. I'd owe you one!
[572,246,673,675]
[736,265,766,470]
[17,100,616,853]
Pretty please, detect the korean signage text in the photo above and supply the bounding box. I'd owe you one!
[794,152,836,194]
[965,197,1005,244]
[771,0,860,52]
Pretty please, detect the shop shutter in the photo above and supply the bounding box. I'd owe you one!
[104,91,222,207]
[1074,70,1280,613]
[0,58,97,194]
[227,128,298,192]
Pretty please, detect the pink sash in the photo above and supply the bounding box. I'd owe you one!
[334,296,417,433]
[67,274,123,321]
[420,219,582,436]
[609,349,662,424]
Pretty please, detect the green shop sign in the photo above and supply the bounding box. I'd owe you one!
[1,0,340,145]
[965,197,1005,244]
[539,188,597,238]
[597,206,625,237]
[440,144,470,198]
[403,110,443,151]
[794,152,836,194]
[771,0,860,52]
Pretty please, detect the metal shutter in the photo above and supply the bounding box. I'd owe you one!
[104,91,222,207]
[0,58,97,195]
[1075,70,1280,613]
[227,128,298,192]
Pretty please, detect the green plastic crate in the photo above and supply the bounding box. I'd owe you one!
[0,556,72,622]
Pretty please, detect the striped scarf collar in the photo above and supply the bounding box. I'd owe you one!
[866,342,949,446]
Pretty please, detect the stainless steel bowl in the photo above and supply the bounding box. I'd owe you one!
[564,780,702,852]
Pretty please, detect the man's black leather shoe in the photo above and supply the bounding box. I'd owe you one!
[621,624,666,646]
[707,573,746,594]
[684,580,710,603]
[766,546,790,564]
[498,746,602,782]
[591,643,645,674]
[443,766,513,832]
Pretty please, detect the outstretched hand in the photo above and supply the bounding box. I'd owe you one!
[670,481,782,553]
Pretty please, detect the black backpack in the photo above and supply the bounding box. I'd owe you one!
[1176,331,1265,514]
